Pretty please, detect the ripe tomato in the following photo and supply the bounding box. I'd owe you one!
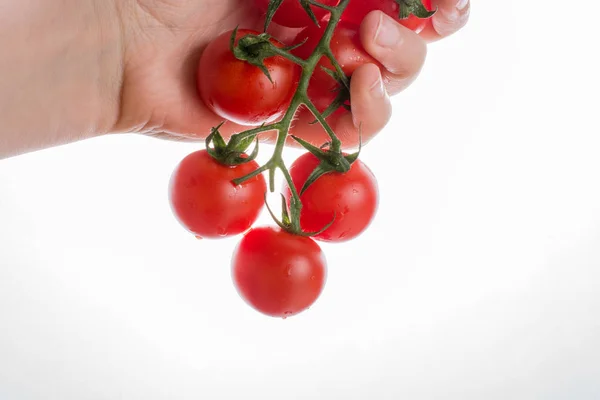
[284,152,379,242]
[254,0,340,28]
[169,150,266,239]
[198,29,300,126]
[342,0,433,33]
[232,226,327,318]
[293,22,382,112]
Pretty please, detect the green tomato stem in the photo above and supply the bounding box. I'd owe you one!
[232,162,272,186]
[267,46,308,67]
[324,50,350,89]
[302,99,342,152]
[229,0,351,234]
[307,0,337,12]
[226,123,277,149]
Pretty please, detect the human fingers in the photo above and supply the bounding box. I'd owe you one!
[359,11,428,95]
[288,63,391,148]
[419,0,470,42]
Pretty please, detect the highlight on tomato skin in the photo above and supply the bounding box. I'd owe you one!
[253,0,340,28]
[283,152,379,243]
[168,150,266,239]
[231,226,327,318]
[341,0,434,34]
[197,29,300,127]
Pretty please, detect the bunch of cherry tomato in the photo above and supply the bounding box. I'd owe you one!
[168,0,434,319]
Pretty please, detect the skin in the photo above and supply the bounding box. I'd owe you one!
[254,0,339,28]
[292,22,383,112]
[0,0,470,159]
[342,0,434,33]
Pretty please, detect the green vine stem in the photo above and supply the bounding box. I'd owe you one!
[229,0,352,234]
[225,0,434,234]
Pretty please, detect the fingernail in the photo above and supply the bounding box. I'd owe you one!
[456,0,469,11]
[434,2,469,36]
[434,7,460,36]
[370,73,385,98]
[375,13,403,49]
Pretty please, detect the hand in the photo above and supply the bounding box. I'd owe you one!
[289,0,471,147]
[0,0,470,158]
[0,0,122,159]
[420,0,471,42]
[113,0,470,147]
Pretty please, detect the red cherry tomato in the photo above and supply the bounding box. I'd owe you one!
[169,150,266,239]
[232,226,327,318]
[284,152,379,242]
[293,22,382,112]
[198,29,300,126]
[254,0,340,28]
[342,0,433,33]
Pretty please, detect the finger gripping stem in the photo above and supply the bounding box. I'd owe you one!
[222,0,355,234]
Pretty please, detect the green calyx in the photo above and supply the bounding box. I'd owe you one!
[230,27,276,83]
[394,0,437,19]
[310,67,351,123]
[216,0,359,236]
[291,132,361,195]
[205,123,259,166]
[264,0,323,32]
[264,0,285,31]
[230,27,306,83]
[264,194,335,237]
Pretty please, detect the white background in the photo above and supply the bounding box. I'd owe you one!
[2,1,600,399]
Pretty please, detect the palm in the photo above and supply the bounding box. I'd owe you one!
[116,0,266,141]
[113,0,448,148]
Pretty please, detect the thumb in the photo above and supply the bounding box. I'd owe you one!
[419,0,470,42]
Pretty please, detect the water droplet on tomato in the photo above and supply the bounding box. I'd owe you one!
[282,311,293,319]
[195,235,203,240]
[217,227,227,237]
[352,189,359,194]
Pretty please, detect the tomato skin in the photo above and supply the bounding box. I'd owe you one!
[198,29,300,126]
[254,0,340,28]
[169,150,266,239]
[284,153,379,242]
[293,22,382,112]
[342,0,433,33]
[232,226,327,318]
